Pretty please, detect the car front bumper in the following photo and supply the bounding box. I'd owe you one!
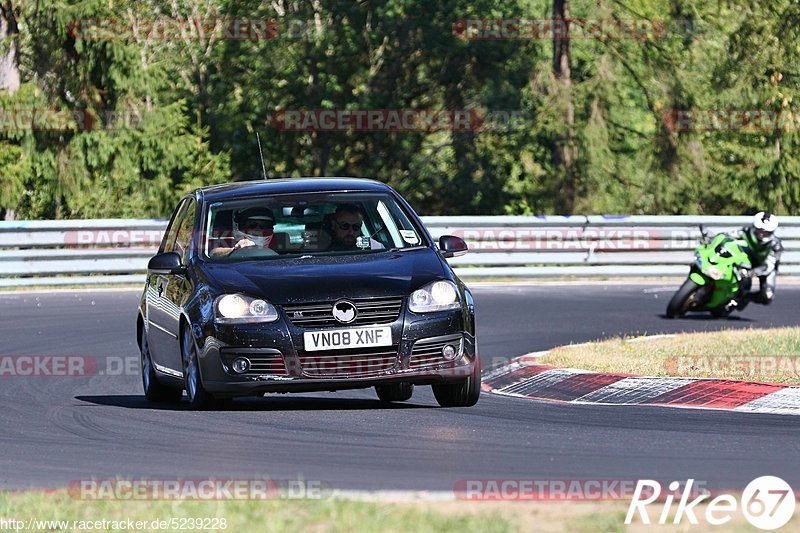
[195,308,477,396]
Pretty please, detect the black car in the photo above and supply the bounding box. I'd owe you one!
[136,178,480,409]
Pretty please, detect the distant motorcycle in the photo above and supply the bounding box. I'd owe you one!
[666,228,752,318]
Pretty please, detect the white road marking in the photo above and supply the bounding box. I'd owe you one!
[735,387,800,415]
[576,377,697,404]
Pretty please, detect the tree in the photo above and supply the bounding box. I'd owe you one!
[551,0,577,213]
[0,0,21,220]
[0,0,230,219]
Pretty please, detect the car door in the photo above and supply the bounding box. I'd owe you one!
[160,198,198,372]
[146,199,188,375]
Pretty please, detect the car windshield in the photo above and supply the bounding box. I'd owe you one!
[202,191,427,261]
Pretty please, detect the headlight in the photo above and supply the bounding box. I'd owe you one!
[705,266,724,280]
[409,280,461,313]
[215,294,279,324]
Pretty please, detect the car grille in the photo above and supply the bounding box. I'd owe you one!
[282,297,403,328]
[409,335,463,370]
[221,349,288,376]
[297,346,399,377]
[248,354,289,376]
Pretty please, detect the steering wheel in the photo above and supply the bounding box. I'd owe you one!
[227,245,278,258]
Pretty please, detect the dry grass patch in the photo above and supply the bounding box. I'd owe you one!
[540,327,800,384]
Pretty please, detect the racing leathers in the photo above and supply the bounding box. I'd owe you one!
[732,227,783,306]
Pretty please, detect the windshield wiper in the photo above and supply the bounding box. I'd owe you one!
[385,245,425,253]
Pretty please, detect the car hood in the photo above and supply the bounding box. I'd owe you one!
[200,248,447,304]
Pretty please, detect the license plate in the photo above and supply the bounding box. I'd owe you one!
[303,326,392,352]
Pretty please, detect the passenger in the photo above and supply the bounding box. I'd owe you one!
[327,204,366,251]
[326,204,384,251]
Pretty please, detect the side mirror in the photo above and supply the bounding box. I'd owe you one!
[439,235,468,258]
[148,252,186,275]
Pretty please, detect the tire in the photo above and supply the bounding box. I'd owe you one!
[431,357,481,408]
[710,306,731,318]
[181,325,217,410]
[666,279,703,318]
[141,328,182,403]
[375,382,414,402]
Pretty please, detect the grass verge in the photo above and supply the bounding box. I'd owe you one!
[540,327,800,384]
[2,490,791,532]
[4,491,510,533]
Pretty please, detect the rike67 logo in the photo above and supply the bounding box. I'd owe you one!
[626,476,796,530]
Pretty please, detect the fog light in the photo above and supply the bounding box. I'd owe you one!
[442,344,457,360]
[232,357,250,373]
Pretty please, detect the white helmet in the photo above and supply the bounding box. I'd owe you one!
[750,211,778,244]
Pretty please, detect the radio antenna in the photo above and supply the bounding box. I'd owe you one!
[256,132,268,180]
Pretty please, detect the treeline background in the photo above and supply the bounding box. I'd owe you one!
[0,0,798,219]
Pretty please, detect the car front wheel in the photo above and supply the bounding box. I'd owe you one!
[182,325,217,410]
[431,358,481,407]
[141,328,182,403]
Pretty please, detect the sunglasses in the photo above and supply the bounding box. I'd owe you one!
[245,221,274,230]
[336,222,362,231]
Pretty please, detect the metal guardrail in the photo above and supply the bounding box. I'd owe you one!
[0,216,798,286]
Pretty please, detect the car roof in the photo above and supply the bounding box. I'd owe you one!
[195,177,394,203]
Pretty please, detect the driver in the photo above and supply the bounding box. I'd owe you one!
[732,212,783,308]
[210,207,276,256]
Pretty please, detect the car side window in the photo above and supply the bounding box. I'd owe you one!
[173,200,197,263]
[160,199,188,254]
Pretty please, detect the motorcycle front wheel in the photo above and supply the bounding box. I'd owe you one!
[666,278,704,318]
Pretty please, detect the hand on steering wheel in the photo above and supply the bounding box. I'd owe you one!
[227,239,256,255]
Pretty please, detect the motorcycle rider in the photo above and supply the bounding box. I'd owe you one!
[731,212,783,308]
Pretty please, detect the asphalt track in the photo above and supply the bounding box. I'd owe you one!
[1,284,799,492]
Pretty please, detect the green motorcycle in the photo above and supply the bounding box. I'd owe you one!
[666,229,752,318]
